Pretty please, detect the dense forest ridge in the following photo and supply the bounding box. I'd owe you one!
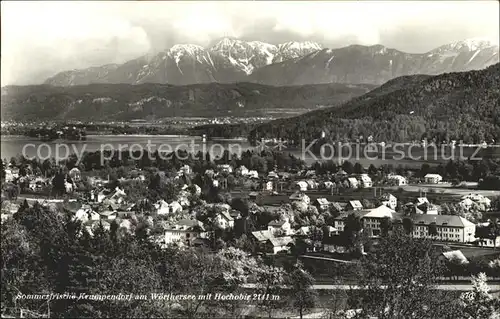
[43,37,499,86]
[247,63,500,145]
[0,82,375,122]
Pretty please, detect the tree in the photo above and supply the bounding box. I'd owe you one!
[402,217,414,235]
[231,198,250,218]
[368,164,378,176]
[488,259,500,279]
[0,161,6,180]
[419,163,431,178]
[380,217,392,237]
[355,229,444,318]
[428,223,438,237]
[3,183,19,200]
[459,273,499,319]
[0,219,40,309]
[342,161,354,174]
[289,262,318,319]
[255,264,287,318]
[361,198,375,209]
[343,214,364,253]
[353,162,365,174]
[51,169,67,197]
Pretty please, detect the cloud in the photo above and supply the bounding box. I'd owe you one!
[1,1,498,85]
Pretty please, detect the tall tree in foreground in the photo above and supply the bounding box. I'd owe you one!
[354,228,444,318]
[459,273,499,319]
[256,264,287,318]
[289,262,318,319]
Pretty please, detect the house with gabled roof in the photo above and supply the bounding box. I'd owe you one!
[266,236,294,254]
[217,164,233,174]
[416,202,439,215]
[336,169,348,177]
[154,200,170,215]
[99,210,117,221]
[346,200,363,211]
[294,226,311,237]
[314,198,330,211]
[74,205,100,223]
[236,165,249,176]
[460,193,491,210]
[251,230,273,242]
[215,210,234,229]
[359,174,372,188]
[295,181,308,192]
[268,218,292,235]
[380,193,397,210]
[424,174,443,184]
[248,191,260,201]
[330,202,344,213]
[388,174,407,186]
[416,197,430,205]
[306,179,318,190]
[347,177,359,189]
[247,170,259,179]
[442,250,468,263]
[268,171,279,179]
[305,170,316,178]
[169,201,183,214]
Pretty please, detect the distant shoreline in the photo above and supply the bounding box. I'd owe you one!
[0,134,200,140]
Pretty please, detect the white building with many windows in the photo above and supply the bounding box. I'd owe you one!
[362,205,396,237]
[161,219,208,247]
[409,215,476,243]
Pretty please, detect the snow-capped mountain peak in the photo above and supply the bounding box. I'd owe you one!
[277,41,322,51]
[431,37,498,54]
[168,44,206,57]
[210,38,278,75]
[273,41,323,63]
[453,37,497,51]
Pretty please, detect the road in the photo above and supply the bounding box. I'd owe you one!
[242,283,500,292]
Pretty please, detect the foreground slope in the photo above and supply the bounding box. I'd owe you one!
[0,82,374,121]
[249,63,500,144]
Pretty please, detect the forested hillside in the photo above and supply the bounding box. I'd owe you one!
[0,82,373,121]
[249,64,500,144]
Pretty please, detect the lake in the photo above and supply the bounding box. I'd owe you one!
[1,135,498,168]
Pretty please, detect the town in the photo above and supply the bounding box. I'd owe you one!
[1,147,499,317]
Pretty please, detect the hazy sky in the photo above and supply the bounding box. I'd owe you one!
[2,1,499,85]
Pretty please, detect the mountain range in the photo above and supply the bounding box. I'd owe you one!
[44,38,499,86]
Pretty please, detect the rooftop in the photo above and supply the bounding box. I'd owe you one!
[409,215,475,228]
